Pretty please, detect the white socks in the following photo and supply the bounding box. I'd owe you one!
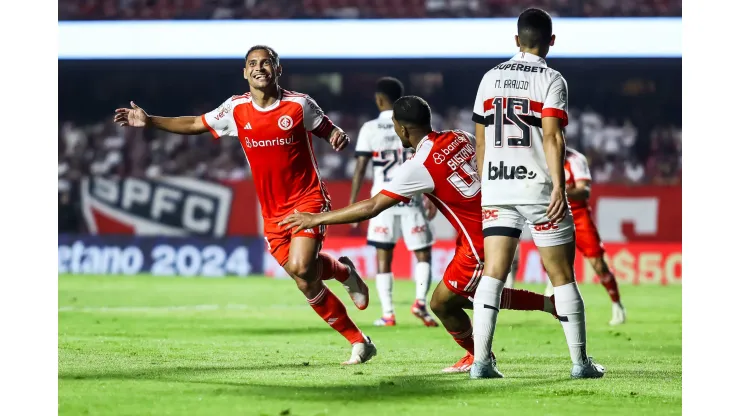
[375,273,394,316]
[553,282,589,365]
[376,262,430,317]
[414,261,432,302]
[473,276,506,364]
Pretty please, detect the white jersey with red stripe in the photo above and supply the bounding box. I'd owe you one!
[379,130,484,261]
[355,110,423,213]
[473,52,570,206]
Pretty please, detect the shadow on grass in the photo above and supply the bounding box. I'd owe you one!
[60,360,683,403]
[202,326,336,337]
[60,363,578,401]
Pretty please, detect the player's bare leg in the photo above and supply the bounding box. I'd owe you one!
[430,283,500,376]
[539,240,604,378]
[470,236,518,379]
[504,243,520,289]
[373,247,396,326]
[284,237,375,364]
[587,255,626,325]
[411,247,438,327]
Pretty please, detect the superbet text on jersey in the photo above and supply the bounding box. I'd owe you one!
[201,88,332,219]
[472,52,569,205]
[379,130,485,297]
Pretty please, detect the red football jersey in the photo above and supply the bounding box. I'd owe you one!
[564,147,592,210]
[379,130,484,262]
[202,89,333,219]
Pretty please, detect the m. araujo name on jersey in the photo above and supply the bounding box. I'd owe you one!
[355,110,423,211]
[473,52,569,206]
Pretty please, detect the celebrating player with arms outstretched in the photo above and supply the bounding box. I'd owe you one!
[543,147,626,325]
[282,96,560,374]
[113,45,376,365]
[470,8,604,378]
[351,77,438,328]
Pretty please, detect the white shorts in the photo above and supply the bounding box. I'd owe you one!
[367,209,434,252]
[481,204,574,248]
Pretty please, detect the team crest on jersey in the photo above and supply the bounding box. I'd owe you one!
[277,115,294,131]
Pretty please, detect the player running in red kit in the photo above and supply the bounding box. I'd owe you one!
[113,45,376,365]
[544,147,626,325]
[281,96,559,374]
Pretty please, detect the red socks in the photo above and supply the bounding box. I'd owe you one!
[317,252,350,283]
[307,284,364,344]
[599,271,621,303]
[447,318,495,360]
[500,287,548,311]
[448,325,475,356]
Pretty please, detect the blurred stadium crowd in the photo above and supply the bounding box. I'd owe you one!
[59,103,681,186]
[57,102,681,232]
[59,0,681,20]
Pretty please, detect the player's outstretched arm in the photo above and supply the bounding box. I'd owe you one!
[113,101,208,135]
[542,117,567,221]
[279,193,400,234]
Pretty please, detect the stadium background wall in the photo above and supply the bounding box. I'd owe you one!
[62,177,681,284]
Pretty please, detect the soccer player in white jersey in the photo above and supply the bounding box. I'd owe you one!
[281,96,565,374]
[350,77,438,327]
[470,8,605,379]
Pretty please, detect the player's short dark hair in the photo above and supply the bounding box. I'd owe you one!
[376,77,405,103]
[517,8,553,48]
[245,45,280,66]
[393,96,432,128]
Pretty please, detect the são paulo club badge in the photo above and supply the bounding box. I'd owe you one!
[278,115,294,131]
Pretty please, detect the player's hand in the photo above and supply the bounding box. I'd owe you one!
[328,128,350,151]
[114,101,149,128]
[279,210,319,234]
[546,187,568,223]
[423,197,438,219]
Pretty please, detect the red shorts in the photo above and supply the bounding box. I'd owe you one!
[572,207,605,258]
[442,251,484,299]
[264,200,329,266]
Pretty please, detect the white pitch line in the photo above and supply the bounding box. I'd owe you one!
[58,304,304,313]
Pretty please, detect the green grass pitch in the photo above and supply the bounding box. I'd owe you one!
[59,275,681,416]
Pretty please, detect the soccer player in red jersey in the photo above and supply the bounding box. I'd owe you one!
[113,45,376,365]
[543,147,626,325]
[281,96,559,374]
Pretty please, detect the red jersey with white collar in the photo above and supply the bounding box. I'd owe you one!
[202,88,334,218]
[380,130,484,262]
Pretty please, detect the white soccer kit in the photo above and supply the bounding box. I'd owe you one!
[472,52,574,247]
[355,110,434,251]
